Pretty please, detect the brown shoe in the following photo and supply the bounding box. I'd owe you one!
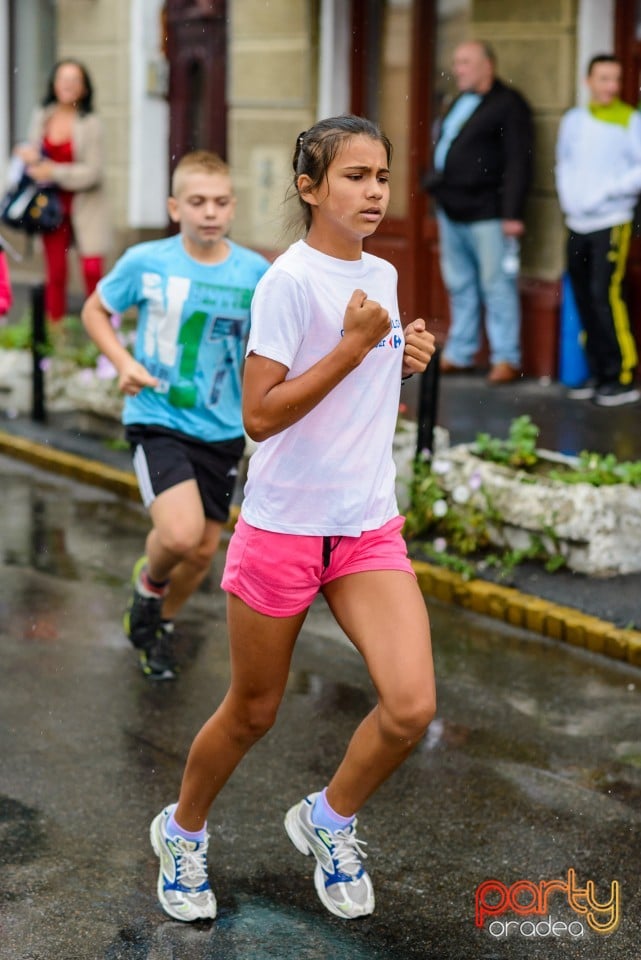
[440,357,475,374]
[487,362,521,384]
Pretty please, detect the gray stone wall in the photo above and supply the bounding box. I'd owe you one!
[228,0,319,252]
[56,0,132,254]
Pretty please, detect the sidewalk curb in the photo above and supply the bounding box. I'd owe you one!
[0,429,141,503]
[2,428,641,670]
[413,561,641,669]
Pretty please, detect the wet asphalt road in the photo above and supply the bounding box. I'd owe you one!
[1,453,641,960]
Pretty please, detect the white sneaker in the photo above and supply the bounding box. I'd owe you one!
[150,806,217,922]
[567,378,597,400]
[593,383,641,407]
[284,793,375,919]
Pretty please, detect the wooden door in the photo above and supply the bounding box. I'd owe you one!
[350,0,442,332]
[164,0,228,176]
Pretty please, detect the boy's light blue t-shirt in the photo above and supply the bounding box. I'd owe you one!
[98,235,270,442]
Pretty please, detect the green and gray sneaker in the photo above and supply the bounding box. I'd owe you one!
[123,556,161,650]
[139,620,177,681]
[123,557,176,679]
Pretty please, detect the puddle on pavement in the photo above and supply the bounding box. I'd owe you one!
[0,796,45,872]
[107,895,410,960]
[3,456,641,959]
[0,458,147,583]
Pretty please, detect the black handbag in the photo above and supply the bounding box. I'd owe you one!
[0,173,63,234]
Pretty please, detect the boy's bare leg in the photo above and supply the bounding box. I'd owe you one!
[145,479,206,583]
[127,479,211,674]
[161,519,224,619]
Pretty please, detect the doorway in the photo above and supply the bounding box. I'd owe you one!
[350,0,471,345]
[164,0,228,177]
[350,0,560,377]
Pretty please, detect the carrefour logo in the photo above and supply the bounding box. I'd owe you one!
[340,316,402,349]
[376,316,402,349]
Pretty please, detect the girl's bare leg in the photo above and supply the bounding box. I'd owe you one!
[174,594,308,831]
[321,570,436,816]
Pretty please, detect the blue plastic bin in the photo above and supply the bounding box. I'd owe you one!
[558,273,590,387]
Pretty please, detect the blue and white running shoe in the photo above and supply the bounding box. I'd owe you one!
[284,792,375,919]
[150,805,217,922]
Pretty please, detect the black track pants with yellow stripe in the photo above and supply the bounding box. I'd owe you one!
[567,222,638,385]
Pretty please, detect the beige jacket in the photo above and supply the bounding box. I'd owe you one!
[28,106,112,255]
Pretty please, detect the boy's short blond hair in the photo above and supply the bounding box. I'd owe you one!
[171,150,232,197]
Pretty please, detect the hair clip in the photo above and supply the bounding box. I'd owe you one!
[297,131,307,147]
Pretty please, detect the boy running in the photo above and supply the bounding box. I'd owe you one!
[82,151,270,679]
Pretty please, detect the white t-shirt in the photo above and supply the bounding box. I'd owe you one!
[241,239,405,536]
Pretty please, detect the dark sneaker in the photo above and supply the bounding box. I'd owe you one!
[150,805,217,922]
[123,555,163,651]
[593,383,641,407]
[140,621,177,681]
[567,378,597,400]
[284,792,374,919]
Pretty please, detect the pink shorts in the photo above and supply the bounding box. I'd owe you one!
[221,514,416,617]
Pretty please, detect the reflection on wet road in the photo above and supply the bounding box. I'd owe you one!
[1,454,640,959]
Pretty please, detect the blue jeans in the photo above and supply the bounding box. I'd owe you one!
[436,211,521,367]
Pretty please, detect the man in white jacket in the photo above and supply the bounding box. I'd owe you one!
[555,54,641,406]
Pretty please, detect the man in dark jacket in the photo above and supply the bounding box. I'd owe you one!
[425,41,533,383]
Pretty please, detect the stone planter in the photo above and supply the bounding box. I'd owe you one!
[0,348,32,413]
[435,444,641,577]
[0,348,123,420]
[393,417,449,511]
[61,366,124,420]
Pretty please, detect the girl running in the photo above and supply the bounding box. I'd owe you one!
[150,114,437,922]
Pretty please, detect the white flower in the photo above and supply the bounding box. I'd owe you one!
[452,484,470,504]
[96,354,118,380]
[432,499,448,518]
[433,537,447,553]
[431,458,451,475]
[469,470,482,491]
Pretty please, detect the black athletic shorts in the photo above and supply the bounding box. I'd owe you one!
[126,425,245,523]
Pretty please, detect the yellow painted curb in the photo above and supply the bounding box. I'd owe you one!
[413,560,641,670]
[0,429,243,521]
[0,429,140,502]
[1,428,639,669]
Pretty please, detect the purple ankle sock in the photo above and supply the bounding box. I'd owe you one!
[311,788,355,832]
[166,805,207,843]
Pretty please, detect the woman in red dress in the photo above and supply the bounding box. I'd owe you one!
[14,60,111,323]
